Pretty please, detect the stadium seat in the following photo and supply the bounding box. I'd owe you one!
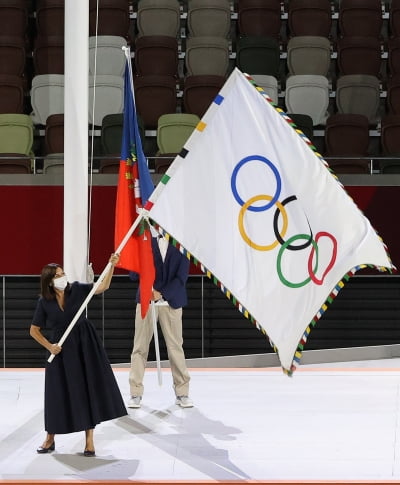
[44,113,64,154]
[98,112,123,173]
[386,74,400,114]
[286,36,331,76]
[388,37,400,77]
[0,0,28,37]
[134,74,177,129]
[324,113,371,173]
[136,0,180,37]
[157,113,200,154]
[98,158,121,174]
[287,0,332,37]
[336,36,382,77]
[185,36,230,76]
[89,74,124,127]
[0,35,26,76]
[390,0,400,38]
[33,35,64,75]
[284,74,330,126]
[35,0,65,37]
[43,154,64,174]
[89,0,130,38]
[380,114,400,173]
[187,0,231,38]
[335,74,381,125]
[339,0,383,38]
[236,35,280,78]
[100,113,123,155]
[0,113,34,173]
[237,0,281,39]
[89,35,127,76]
[183,74,226,118]
[30,74,64,126]
[0,154,32,173]
[155,113,200,172]
[134,35,179,77]
[0,74,25,114]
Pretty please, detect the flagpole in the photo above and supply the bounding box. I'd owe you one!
[150,300,162,385]
[48,209,147,363]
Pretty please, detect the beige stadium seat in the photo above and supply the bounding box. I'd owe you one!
[89,74,124,126]
[136,0,180,37]
[185,36,230,76]
[285,74,330,126]
[30,74,64,125]
[89,35,127,76]
[187,0,231,38]
[286,36,331,76]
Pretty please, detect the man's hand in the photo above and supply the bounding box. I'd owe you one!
[152,290,162,301]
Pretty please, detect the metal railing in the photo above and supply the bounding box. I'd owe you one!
[2,155,400,176]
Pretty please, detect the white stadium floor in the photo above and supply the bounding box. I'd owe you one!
[2,354,400,484]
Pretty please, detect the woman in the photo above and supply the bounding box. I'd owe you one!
[30,253,127,456]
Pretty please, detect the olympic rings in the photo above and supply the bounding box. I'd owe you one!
[238,194,288,251]
[231,154,338,289]
[231,155,281,212]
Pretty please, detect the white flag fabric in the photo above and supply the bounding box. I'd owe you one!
[146,68,395,374]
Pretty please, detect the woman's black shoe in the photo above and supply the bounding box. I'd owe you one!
[83,449,95,457]
[36,442,55,454]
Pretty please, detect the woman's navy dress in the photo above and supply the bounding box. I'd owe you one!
[32,282,127,434]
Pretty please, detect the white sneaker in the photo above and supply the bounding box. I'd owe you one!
[175,396,194,408]
[127,396,142,408]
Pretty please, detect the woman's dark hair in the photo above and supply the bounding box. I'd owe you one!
[40,263,62,299]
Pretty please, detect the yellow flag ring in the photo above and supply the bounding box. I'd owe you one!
[238,194,289,251]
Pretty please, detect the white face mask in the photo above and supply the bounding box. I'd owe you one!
[53,275,68,291]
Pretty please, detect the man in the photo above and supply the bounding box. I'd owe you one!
[127,233,193,408]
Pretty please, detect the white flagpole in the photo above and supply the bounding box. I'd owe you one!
[150,300,162,385]
[48,209,148,363]
[64,0,89,283]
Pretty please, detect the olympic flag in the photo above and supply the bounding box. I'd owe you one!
[145,68,395,374]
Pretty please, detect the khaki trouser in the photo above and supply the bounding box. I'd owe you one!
[129,304,190,397]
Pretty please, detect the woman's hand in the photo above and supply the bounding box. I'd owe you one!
[109,253,120,266]
[30,325,61,355]
[49,343,62,355]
